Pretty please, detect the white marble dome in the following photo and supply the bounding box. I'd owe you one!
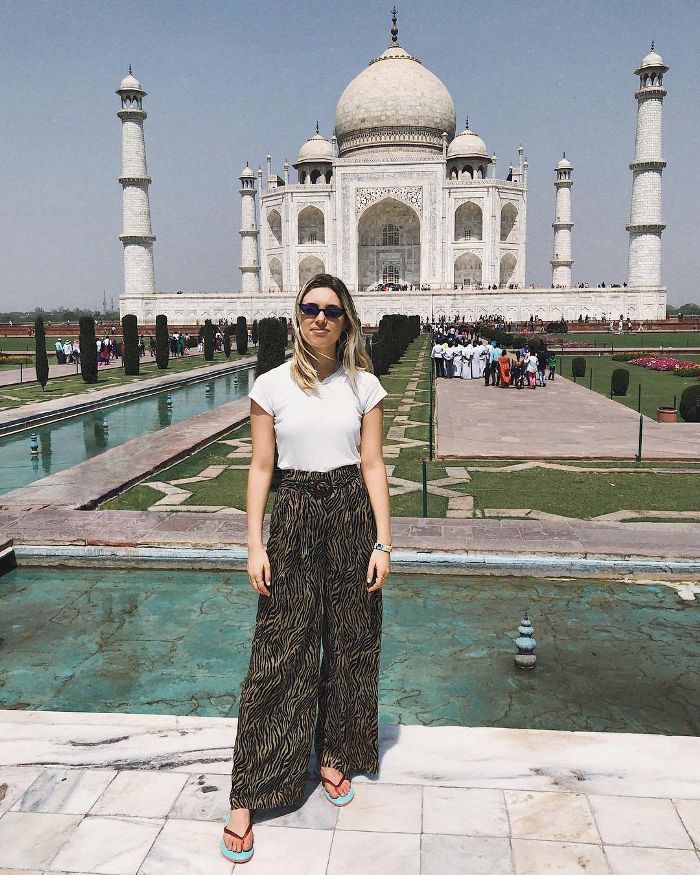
[119,72,143,92]
[334,44,456,156]
[296,132,333,164]
[557,155,572,169]
[240,165,255,178]
[447,127,489,160]
[640,49,664,68]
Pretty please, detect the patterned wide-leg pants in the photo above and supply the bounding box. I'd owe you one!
[229,464,382,810]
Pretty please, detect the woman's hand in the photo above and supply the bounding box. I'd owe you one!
[247,545,271,596]
[366,549,390,593]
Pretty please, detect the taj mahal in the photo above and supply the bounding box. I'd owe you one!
[118,12,669,326]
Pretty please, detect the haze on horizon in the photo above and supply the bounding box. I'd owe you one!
[1,0,698,312]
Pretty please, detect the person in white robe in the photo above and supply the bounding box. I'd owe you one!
[470,341,481,379]
[478,341,489,377]
[461,341,473,379]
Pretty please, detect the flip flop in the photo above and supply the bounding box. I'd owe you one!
[220,811,254,863]
[321,772,355,807]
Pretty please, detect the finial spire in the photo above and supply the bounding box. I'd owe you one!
[465,116,469,130]
[563,151,566,158]
[316,120,319,134]
[390,5,399,44]
[651,40,654,51]
[128,64,132,75]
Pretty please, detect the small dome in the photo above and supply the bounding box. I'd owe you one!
[640,49,664,68]
[240,165,256,179]
[296,132,333,164]
[119,72,143,92]
[447,126,489,160]
[557,155,572,170]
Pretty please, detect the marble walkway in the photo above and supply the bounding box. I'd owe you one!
[0,710,699,874]
[437,375,700,460]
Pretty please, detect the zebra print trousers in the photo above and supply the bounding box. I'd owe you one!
[229,464,382,810]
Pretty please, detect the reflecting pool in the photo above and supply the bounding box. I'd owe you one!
[0,368,254,494]
[1,566,697,734]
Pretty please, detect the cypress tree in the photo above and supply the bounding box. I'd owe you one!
[256,317,286,377]
[155,314,169,370]
[236,316,248,355]
[79,316,98,384]
[121,314,140,375]
[223,326,232,358]
[251,319,259,346]
[34,316,49,391]
[203,319,215,361]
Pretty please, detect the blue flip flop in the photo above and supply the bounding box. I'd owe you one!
[321,772,355,807]
[220,812,254,864]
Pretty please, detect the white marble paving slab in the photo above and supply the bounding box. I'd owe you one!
[676,799,700,850]
[12,768,116,814]
[256,780,338,830]
[422,786,509,837]
[90,770,187,818]
[511,838,609,874]
[589,794,693,849]
[505,789,599,843]
[168,773,231,822]
[138,818,234,875]
[0,869,43,875]
[421,834,513,875]
[0,812,82,870]
[336,783,422,833]
[237,824,332,875]
[604,845,700,874]
[48,815,164,874]
[0,766,44,815]
[328,830,420,874]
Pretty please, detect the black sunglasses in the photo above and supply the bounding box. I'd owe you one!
[299,302,346,319]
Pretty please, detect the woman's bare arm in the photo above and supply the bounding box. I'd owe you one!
[360,401,391,592]
[247,400,275,595]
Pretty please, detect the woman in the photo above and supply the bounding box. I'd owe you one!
[526,351,538,388]
[222,274,391,864]
[497,348,511,387]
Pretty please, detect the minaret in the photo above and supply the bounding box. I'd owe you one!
[626,44,668,287]
[239,164,260,292]
[116,69,156,296]
[551,153,574,286]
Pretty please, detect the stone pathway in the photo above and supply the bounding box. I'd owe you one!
[1,710,699,874]
[437,375,700,460]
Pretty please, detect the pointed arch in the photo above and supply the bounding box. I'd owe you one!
[499,253,517,286]
[454,202,482,241]
[298,205,325,244]
[267,209,282,246]
[500,203,517,242]
[454,253,482,288]
[269,257,283,292]
[299,255,325,289]
[357,196,420,291]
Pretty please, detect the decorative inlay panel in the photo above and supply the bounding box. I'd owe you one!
[356,186,423,217]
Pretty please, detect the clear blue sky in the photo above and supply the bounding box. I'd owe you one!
[1,0,698,310]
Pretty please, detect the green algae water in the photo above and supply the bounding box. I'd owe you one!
[0,567,698,735]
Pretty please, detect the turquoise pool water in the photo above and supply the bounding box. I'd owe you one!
[1,566,697,734]
[0,368,254,494]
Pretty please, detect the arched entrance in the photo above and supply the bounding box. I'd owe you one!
[299,255,325,290]
[454,253,482,288]
[357,197,420,290]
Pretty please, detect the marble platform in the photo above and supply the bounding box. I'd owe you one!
[0,710,699,873]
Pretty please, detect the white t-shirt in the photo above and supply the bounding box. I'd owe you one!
[249,361,387,472]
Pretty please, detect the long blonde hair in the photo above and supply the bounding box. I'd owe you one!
[290,273,372,392]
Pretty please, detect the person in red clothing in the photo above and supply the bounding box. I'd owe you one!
[497,349,511,387]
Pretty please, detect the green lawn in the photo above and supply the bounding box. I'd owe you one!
[554,330,700,349]
[0,351,256,410]
[560,354,700,420]
[0,335,124,353]
[102,336,700,521]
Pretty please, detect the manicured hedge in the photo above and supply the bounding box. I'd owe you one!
[611,368,630,396]
[223,326,231,358]
[679,385,700,422]
[121,314,140,375]
[571,357,586,379]
[79,316,98,384]
[370,313,420,376]
[155,314,169,370]
[34,316,49,390]
[252,319,259,346]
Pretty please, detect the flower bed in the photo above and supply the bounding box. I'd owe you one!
[629,356,700,376]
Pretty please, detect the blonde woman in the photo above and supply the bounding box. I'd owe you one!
[222,274,392,863]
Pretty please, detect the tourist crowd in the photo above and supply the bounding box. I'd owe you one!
[430,326,556,389]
